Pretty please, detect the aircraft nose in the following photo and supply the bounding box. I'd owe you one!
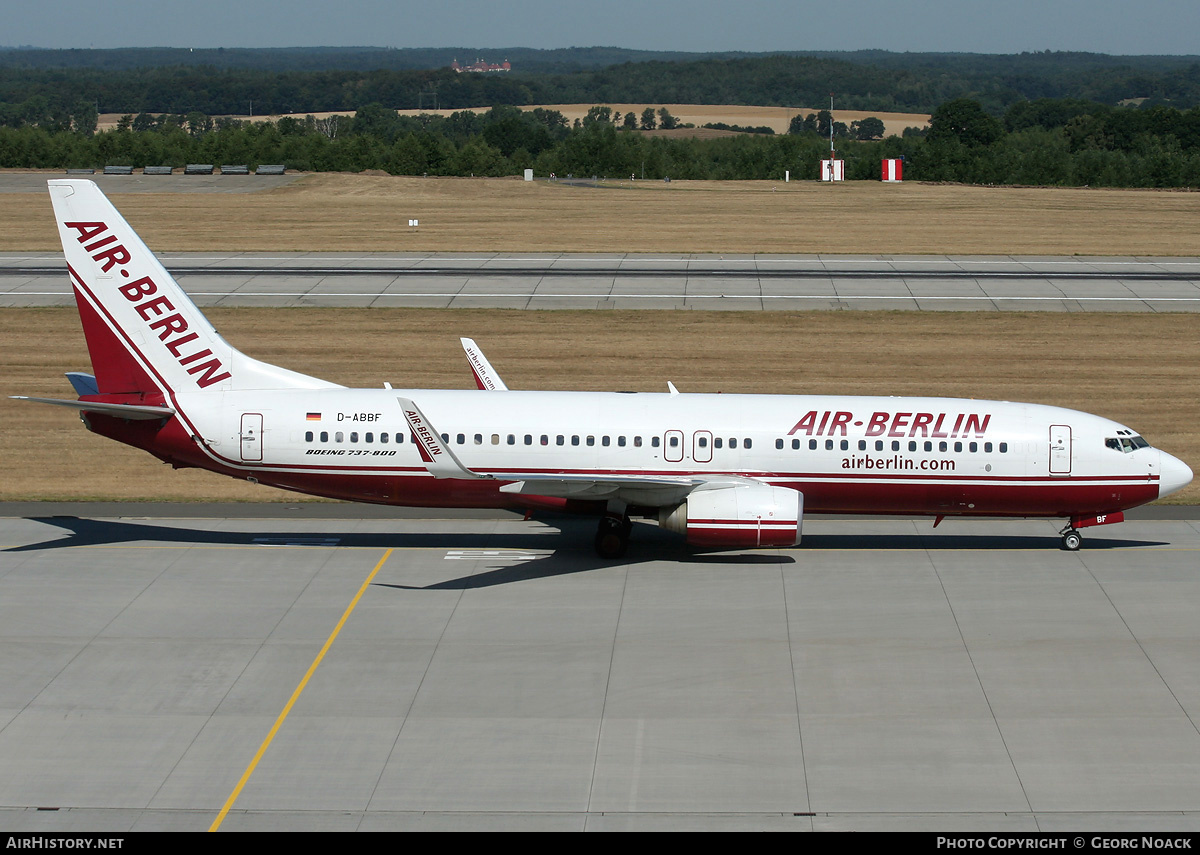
[1159,451,1194,499]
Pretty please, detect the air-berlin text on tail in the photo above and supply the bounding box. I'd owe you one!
[789,410,993,438]
[65,221,232,389]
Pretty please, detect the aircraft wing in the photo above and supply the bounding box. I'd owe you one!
[496,472,700,505]
[397,395,763,505]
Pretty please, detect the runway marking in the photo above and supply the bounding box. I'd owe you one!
[444,549,553,561]
[10,290,1200,304]
[252,537,341,546]
[16,255,1200,267]
[209,547,393,832]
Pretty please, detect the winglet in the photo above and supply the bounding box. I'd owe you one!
[460,338,509,391]
[396,396,489,480]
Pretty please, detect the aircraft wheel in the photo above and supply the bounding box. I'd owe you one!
[595,517,631,559]
[1061,529,1082,551]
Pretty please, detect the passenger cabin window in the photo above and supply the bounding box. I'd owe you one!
[305,431,314,442]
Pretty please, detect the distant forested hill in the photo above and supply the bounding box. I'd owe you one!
[0,46,755,73]
[2,47,1200,116]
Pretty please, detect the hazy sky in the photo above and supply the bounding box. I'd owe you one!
[9,0,1200,55]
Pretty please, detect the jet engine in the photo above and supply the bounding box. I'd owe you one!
[658,484,803,548]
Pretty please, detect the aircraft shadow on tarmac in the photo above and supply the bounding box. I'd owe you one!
[7,515,1169,586]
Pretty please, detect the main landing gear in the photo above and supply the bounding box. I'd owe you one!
[594,500,632,559]
[1060,524,1083,551]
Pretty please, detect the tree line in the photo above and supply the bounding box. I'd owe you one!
[4,50,1200,121]
[3,98,1200,187]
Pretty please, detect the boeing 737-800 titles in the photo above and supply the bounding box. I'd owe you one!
[13,180,1193,557]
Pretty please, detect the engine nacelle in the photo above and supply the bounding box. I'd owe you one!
[659,485,803,548]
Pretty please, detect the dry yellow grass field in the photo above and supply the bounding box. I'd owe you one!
[400,104,930,137]
[98,104,929,137]
[4,308,1198,504]
[2,172,1200,255]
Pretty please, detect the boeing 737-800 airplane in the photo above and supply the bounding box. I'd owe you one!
[14,180,1193,557]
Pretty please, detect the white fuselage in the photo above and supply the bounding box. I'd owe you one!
[163,388,1182,518]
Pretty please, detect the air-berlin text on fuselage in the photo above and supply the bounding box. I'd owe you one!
[788,410,992,439]
[65,221,232,389]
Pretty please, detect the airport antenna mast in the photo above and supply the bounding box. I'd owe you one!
[829,92,835,159]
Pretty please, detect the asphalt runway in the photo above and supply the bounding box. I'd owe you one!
[2,505,1199,831]
[5,251,1200,311]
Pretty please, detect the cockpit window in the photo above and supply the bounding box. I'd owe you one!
[1106,435,1150,453]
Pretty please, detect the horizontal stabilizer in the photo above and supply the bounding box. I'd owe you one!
[10,396,176,421]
